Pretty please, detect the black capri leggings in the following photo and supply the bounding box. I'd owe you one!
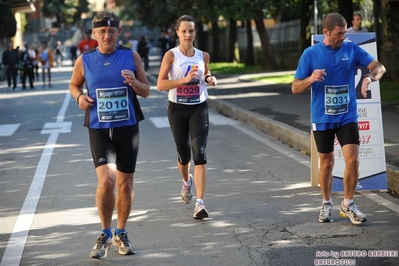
[167,101,209,165]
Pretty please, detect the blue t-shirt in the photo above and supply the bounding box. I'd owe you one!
[82,45,143,129]
[294,40,374,130]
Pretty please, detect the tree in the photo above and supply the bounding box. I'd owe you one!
[0,3,16,38]
[228,18,238,62]
[337,0,354,27]
[245,20,254,66]
[42,0,90,26]
[296,0,314,51]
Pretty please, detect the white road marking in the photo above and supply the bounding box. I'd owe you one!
[0,93,71,266]
[149,117,170,128]
[148,113,239,128]
[0,124,20,137]
[41,122,72,134]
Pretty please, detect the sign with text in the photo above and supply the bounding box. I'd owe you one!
[312,33,387,191]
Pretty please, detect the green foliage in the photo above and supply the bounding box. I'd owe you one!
[210,62,265,75]
[42,0,89,25]
[254,74,294,84]
[380,81,399,103]
[0,3,17,38]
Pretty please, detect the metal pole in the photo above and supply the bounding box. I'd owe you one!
[314,0,318,34]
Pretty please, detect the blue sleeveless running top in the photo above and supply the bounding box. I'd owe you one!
[82,45,144,128]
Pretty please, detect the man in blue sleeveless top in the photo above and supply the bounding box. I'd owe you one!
[292,13,385,225]
[69,10,150,259]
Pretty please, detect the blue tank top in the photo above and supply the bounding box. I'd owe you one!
[82,46,144,128]
[294,41,374,127]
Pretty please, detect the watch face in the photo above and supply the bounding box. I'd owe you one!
[186,78,200,85]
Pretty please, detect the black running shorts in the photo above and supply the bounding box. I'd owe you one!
[88,124,139,173]
[313,122,359,154]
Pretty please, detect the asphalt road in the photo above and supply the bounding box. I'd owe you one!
[0,57,398,266]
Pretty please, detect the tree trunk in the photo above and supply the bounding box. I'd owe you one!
[196,22,206,51]
[299,0,313,52]
[373,0,383,60]
[245,19,255,66]
[228,18,238,62]
[337,0,354,27]
[211,20,220,62]
[253,10,275,70]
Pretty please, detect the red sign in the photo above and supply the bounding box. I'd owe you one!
[358,121,370,130]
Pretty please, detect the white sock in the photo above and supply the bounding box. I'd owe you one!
[344,198,354,208]
[323,199,332,204]
[183,177,192,187]
[196,198,204,204]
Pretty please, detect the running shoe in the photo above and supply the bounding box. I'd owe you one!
[339,201,367,225]
[181,174,193,204]
[318,202,334,223]
[113,232,135,255]
[90,233,112,259]
[193,201,209,219]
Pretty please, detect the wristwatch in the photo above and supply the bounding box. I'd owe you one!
[363,74,375,82]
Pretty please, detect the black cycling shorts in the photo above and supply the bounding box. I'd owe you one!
[313,122,359,154]
[88,124,140,173]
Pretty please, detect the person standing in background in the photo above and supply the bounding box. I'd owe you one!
[20,44,35,89]
[38,41,53,88]
[157,32,168,59]
[137,35,150,71]
[157,15,217,219]
[32,45,40,80]
[128,37,138,51]
[347,13,368,33]
[70,45,78,66]
[53,40,65,68]
[168,35,176,50]
[2,42,19,90]
[78,29,98,54]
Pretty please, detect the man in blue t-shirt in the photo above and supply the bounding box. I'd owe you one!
[292,12,386,225]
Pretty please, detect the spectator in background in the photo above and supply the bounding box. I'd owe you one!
[78,29,98,54]
[32,45,40,80]
[53,40,66,68]
[347,14,368,33]
[168,35,176,50]
[128,37,138,51]
[38,41,54,88]
[2,42,19,90]
[20,44,35,89]
[137,35,150,71]
[70,45,78,66]
[157,32,169,59]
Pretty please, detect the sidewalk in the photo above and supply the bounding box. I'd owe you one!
[146,54,399,194]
